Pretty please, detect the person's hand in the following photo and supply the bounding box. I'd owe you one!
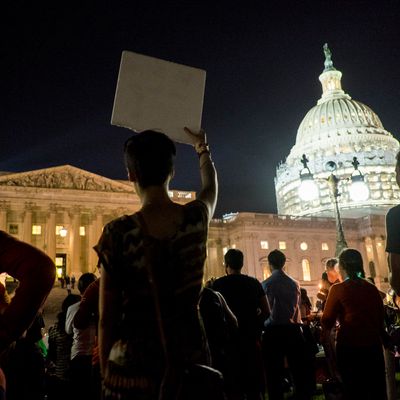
[184,127,206,146]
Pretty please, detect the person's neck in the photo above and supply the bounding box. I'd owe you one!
[139,184,172,208]
[226,267,242,275]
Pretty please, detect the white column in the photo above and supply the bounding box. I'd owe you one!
[46,204,57,262]
[88,209,104,273]
[243,233,258,278]
[23,203,33,243]
[0,202,8,231]
[68,207,81,276]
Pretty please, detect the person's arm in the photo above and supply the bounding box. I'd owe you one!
[74,279,100,330]
[99,265,119,377]
[386,208,400,295]
[65,305,76,335]
[320,285,341,340]
[184,127,218,220]
[389,253,400,296]
[0,232,55,350]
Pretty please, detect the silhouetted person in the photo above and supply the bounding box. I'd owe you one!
[213,248,268,400]
[262,249,314,400]
[321,248,387,400]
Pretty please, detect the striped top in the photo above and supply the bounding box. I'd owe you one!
[95,200,210,375]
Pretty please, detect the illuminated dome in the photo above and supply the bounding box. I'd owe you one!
[275,44,400,217]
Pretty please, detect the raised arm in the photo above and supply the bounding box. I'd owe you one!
[0,231,55,350]
[184,127,218,220]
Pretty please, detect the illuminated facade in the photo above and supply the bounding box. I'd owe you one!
[275,45,399,218]
[0,165,195,278]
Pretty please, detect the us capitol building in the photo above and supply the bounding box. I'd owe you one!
[0,45,398,304]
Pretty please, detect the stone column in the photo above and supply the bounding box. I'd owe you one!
[243,233,258,279]
[0,201,9,231]
[46,204,57,262]
[23,202,34,244]
[88,208,104,273]
[68,207,81,276]
[205,240,218,282]
[373,236,388,288]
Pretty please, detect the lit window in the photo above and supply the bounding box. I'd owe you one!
[260,241,269,250]
[32,225,42,235]
[322,243,329,251]
[8,224,18,235]
[55,257,64,267]
[302,259,311,281]
[231,244,236,249]
[300,242,308,251]
[80,226,86,236]
[367,246,372,253]
[279,241,286,250]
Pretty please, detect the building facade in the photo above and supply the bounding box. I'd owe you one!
[0,165,194,279]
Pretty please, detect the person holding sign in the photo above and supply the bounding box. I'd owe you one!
[96,128,218,399]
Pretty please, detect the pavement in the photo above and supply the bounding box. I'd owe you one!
[42,284,81,330]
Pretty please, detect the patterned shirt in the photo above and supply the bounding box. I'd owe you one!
[95,200,210,373]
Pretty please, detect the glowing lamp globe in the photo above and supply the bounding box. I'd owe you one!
[298,178,319,201]
[349,179,369,202]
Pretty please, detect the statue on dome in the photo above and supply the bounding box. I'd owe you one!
[323,43,335,71]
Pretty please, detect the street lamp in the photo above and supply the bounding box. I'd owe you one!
[298,154,369,256]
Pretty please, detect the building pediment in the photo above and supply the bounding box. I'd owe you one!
[0,165,134,193]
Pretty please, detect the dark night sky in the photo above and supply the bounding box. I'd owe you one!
[1,1,400,217]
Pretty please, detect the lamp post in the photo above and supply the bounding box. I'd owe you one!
[299,154,369,256]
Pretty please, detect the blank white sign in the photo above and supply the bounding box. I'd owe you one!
[111,51,206,144]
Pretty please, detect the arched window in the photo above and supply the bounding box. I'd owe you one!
[302,259,311,281]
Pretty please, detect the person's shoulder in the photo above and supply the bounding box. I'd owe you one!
[103,214,139,233]
[387,204,400,219]
[183,200,209,223]
[66,301,80,314]
[213,275,228,287]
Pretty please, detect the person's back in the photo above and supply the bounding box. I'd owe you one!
[262,269,301,326]
[212,249,267,400]
[213,274,265,339]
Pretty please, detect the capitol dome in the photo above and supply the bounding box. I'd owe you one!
[275,44,400,218]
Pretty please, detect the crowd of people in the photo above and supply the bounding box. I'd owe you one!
[0,129,400,400]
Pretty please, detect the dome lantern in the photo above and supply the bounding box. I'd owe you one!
[318,44,348,104]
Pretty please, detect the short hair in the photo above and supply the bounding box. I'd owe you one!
[78,273,97,294]
[338,248,365,279]
[224,249,244,270]
[268,249,286,269]
[124,131,176,188]
[325,258,337,270]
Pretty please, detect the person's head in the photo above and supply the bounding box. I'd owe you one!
[396,150,400,187]
[77,273,97,295]
[325,257,339,283]
[61,293,81,313]
[267,249,286,271]
[338,248,365,280]
[124,131,176,190]
[224,249,244,273]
